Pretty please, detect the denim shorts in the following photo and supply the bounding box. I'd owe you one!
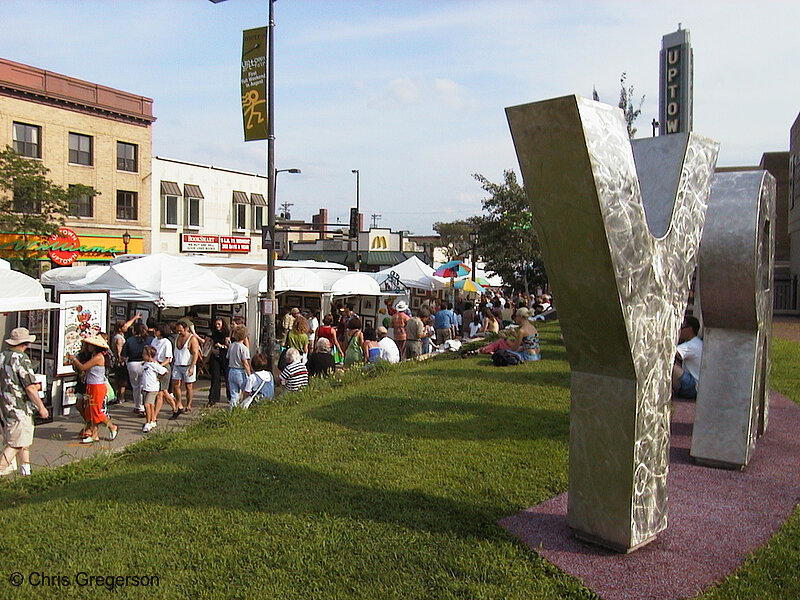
[676,369,698,399]
[172,364,196,384]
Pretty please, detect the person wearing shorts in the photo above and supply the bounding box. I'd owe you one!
[0,328,50,476]
[172,318,200,415]
[141,345,167,432]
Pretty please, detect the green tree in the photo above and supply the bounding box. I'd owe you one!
[473,170,546,294]
[433,218,481,260]
[593,72,645,138]
[0,145,96,275]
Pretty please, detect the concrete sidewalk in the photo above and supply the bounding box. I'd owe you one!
[29,380,220,473]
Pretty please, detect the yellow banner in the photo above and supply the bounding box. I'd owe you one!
[0,231,144,263]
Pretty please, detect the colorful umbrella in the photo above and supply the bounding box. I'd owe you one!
[445,278,486,294]
[433,260,471,278]
[473,276,493,288]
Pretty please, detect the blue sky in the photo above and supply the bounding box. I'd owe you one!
[1,0,799,234]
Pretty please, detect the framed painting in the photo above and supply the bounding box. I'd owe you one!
[55,291,109,376]
[362,316,375,331]
[62,380,79,406]
[361,297,375,313]
[16,286,54,353]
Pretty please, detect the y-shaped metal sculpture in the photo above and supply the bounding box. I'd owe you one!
[506,95,718,552]
[691,171,776,469]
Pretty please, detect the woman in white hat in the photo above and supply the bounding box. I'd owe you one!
[68,335,119,443]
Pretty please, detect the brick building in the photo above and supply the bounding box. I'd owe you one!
[0,57,155,267]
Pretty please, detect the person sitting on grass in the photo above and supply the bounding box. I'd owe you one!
[478,307,541,362]
[240,352,274,409]
[279,348,308,393]
[307,338,336,377]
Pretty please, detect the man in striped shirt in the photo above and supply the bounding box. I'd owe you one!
[279,348,308,392]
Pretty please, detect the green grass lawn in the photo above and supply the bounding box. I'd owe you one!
[0,322,797,599]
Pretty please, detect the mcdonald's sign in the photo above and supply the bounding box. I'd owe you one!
[370,235,388,250]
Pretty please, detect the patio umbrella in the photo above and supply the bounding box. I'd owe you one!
[446,278,487,294]
[433,260,471,278]
[473,276,493,288]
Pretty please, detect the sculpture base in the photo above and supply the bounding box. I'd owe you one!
[692,456,745,471]
[572,528,657,554]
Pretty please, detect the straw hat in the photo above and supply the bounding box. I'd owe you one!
[5,327,35,346]
[395,301,409,312]
[82,334,110,350]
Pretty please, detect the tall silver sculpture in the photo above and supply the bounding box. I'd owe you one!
[506,95,718,552]
[691,171,776,468]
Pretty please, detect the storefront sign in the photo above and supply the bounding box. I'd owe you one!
[181,234,251,253]
[0,228,132,263]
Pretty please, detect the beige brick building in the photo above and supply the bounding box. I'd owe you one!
[0,57,155,265]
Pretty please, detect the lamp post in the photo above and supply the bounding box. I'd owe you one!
[274,168,301,207]
[122,230,131,255]
[469,231,478,282]
[351,169,360,270]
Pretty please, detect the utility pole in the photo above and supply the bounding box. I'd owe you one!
[279,201,294,219]
[370,213,381,228]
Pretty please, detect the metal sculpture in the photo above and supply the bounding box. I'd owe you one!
[691,171,776,468]
[506,95,718,552]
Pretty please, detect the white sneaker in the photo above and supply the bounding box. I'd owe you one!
[142,422,153,433]
[149,421,157,431]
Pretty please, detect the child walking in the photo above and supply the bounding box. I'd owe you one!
[141,345,167,433]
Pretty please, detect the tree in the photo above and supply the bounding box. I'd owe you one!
[593,72,645,139]
[0,146,96,275]
[433,218,481,260]
[472,170,546,294]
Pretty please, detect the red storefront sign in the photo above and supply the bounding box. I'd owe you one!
[47,227,81,266]
[181,234,251,253]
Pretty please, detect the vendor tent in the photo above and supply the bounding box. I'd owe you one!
[315,271,382,296]
[372,256,446,290]
[0,267,60,312]
[58,253,247,307]
[41,265,109,289]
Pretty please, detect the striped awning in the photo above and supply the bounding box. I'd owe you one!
[250,193,266,206]
[160,181,182,196]
[232,191,249,204]
[184,184,204,199]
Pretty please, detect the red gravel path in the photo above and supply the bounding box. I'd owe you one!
[499,391,800,600]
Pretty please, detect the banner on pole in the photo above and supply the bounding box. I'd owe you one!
[241,26,268,141]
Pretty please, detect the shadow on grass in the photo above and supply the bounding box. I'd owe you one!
[8,448,508,541]
[421,362,571,390]
[306,395,569,441]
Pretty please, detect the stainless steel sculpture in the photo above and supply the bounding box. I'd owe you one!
[506,95,719,552]
[691,171,776,469]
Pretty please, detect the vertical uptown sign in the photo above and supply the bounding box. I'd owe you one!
[659,26,693,135]
[241,26,268,141]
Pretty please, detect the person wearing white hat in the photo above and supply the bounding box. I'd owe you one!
[68,334,119,444]
[0,328,49,476]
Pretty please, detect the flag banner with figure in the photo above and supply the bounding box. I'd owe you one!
[241,26,268,141]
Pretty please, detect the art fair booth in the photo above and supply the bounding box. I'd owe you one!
[40,254,248,417]
[1,260,64,421]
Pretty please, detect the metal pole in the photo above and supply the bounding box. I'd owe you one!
[352,169,360,271]
[265,0,277,360]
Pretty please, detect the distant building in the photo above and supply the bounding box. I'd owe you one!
[0,57,155,267]
[787,112,800,310]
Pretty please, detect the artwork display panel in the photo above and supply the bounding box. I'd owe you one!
[15,286,54,353]
[55,291,109,376]
[62,380,78,406]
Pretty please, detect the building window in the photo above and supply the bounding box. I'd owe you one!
[186,197,201,228]
[234,203,247,230]
[69,132,93,166]
[117,190,138,220]
[163,195,179,227]
[253,205,264,231]
[117,141,138,172]
[12,122,41,158]
[68,185,93,217]
[13,179,41,213]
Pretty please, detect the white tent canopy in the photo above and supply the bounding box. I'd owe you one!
[372,256,447,290]
[0,268,60,312]
[41,265,109,289]
[314,270,381,296]
[56,253,247,307]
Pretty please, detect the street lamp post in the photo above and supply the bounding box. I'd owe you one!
[351,169,360,271]
[274,168,301,206]
[122,230,131,255]
[469,231,478,282]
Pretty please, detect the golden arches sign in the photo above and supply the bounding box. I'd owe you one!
[370,235,388,250]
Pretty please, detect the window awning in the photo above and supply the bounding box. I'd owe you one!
[250,193,266,206]
[160,181,182,196]
[232,191,249,204]
[184,184,204,199]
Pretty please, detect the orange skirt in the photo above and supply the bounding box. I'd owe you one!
[85,382,109,424]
